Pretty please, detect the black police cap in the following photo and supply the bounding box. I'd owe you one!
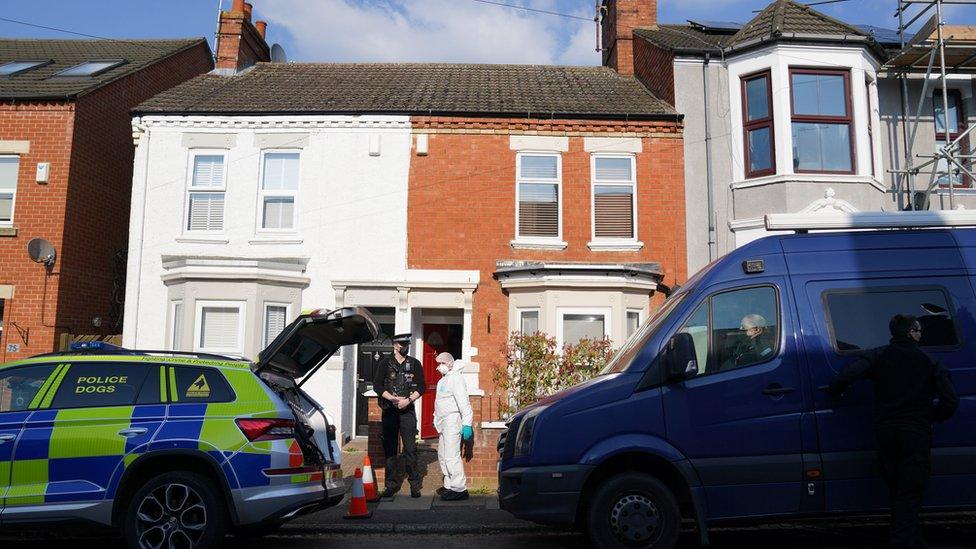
[392,333,412,344]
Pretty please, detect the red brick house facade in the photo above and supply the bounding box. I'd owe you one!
[0,39,213,361]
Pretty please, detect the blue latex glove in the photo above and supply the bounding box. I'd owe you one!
[462,425,474,441]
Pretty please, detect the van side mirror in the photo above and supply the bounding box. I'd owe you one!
[664,332,698,382]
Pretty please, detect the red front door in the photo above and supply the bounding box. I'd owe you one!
[420,324,449,439]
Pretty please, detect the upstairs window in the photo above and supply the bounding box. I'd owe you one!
[592,156,637,240]
[53,60,125,77]
[790,68,854,174]
[0,60,50,76]
[742,70,775,178]
[934,90,968,187]
[0,157,19,226]
[516,154,560,239]
[259,152,300,230]
[186,152,226,232]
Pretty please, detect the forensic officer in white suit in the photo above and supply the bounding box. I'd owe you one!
[433,352,474,501]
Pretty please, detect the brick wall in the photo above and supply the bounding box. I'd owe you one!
[404,116,686,482]
[601,0,658,76]
[634,37,676,106]
[0,42,212,362]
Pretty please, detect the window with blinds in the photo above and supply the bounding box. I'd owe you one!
[517,154,560,239]
[0,156,19,225]
[186,153,226,232]
[171,301,183,350]
[197,304,242,354]
[264,304,288,347]
[592,156,636,239]
[260,152,300,230]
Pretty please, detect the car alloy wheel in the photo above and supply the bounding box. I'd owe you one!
[135,482,208,549]
[609,493,662,546]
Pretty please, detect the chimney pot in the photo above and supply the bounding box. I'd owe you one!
[255,21,267,39]
[231,0,245,13]
[243,2,253,21]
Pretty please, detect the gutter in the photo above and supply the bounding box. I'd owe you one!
[130,108,683,123]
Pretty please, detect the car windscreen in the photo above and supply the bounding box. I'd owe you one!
[601,292,688,375]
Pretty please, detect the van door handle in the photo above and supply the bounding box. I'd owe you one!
[0,434,16,444]
[762,385,796,396]
[118,428,148,438]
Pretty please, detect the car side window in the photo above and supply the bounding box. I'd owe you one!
[676,286,780,377]
[824,287,960,353]
[0,364,57,412]
[168,367,233,403]
[48,362,150,409]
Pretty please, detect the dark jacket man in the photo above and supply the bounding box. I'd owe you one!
[372,333,425,497]
[828,314,958,548]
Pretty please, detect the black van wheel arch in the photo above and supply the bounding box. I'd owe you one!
[123,470,228,549]
[587,472,681,549]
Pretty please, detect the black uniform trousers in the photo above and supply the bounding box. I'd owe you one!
[381,405,421,491]
[876,425,932,549]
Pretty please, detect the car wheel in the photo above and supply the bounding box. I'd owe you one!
[587,473,681,549]
[124,471,227,549]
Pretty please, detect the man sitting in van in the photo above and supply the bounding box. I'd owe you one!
[721,314,774,370]
[828,314,958,549]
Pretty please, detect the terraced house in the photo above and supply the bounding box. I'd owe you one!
[126,0,685,483]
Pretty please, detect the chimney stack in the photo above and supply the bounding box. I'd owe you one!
[601,0,657,76]
[215,0,271,72]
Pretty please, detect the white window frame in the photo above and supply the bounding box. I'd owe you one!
[590,154,638,242]
[183,149,228,235]
[556,307,611,350]
[0,155,20,227]
[625,308,644,339]
[170,300,184,351]
[516,308,540,335]
[263,302,291,348]
[193,300,246,357]
[514,152,564,247]
[256,149,301,233]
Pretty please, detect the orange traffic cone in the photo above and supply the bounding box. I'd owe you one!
[362,455,380,502]
[344,468,373,519]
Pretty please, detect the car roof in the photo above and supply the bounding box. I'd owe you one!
[0,353,252,372]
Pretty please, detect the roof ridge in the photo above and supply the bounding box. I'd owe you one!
[787,0,869,37]
[251,61,616,71]
[730,1,779,43]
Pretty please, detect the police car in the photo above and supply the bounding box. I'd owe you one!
[0,307,378,548]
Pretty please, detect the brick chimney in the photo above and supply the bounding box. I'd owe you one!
[601,0,657,75]
[216,0,271,72]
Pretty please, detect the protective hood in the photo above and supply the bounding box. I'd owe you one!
[254,306,379,380]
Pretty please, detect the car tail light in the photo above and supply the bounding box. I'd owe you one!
[236,418,296,441]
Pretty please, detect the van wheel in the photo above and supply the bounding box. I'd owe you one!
[587,473,681,549]
[124,471,227,549]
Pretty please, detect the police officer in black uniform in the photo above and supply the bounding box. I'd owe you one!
[373,333,425,498]
[828,314,958,548]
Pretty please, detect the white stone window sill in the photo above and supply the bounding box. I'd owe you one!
[510,239,568,250]
[176,236,229,244]
[480,421,508,430]
[249,237,303,245]
[587,240,644,251]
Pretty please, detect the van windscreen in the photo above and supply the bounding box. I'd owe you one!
[602,292,687,374]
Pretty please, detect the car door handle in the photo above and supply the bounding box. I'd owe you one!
[762,385,796,396]
[0,434,15,444]
[118,428,148,438]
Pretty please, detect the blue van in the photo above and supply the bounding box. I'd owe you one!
[498,226,975,548]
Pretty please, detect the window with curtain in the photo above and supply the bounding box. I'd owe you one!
[0,156,19,225]
[742,71,775,178]
[790,69,854,173]
[561,312,607,347]
[592,156,636,239]
[264,304,288,347]
[519,310,539,335]
[260,152,300,229]
[517,154,560,239]
[186,153,226,232]
[934,90,969,187]
[626,311,641,338]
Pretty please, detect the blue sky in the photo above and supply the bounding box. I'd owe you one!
[2,1,975,65]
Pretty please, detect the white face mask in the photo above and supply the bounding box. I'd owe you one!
[436,364,450,375]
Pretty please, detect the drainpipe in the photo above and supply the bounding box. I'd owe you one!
[703,53,717,262]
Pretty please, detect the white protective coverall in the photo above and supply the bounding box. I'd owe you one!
[433,359,474,492]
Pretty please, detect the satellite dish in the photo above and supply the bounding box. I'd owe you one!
[271,43,287,63]
[27,238,56,267]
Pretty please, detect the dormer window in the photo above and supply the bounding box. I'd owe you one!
[790,68,854,174]
[53,60,125,77]
[0,60,51,76]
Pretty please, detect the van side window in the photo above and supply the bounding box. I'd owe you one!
[0,364,57,412]
[49,363,150,409]
[676,286,780,376]
[824,288,959,352]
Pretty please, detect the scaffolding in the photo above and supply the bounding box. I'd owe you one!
[888,0,976,211]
